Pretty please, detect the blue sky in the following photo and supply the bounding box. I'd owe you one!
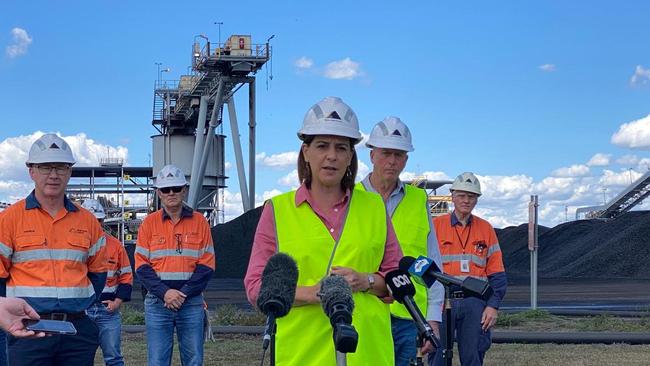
[1,1,650,227]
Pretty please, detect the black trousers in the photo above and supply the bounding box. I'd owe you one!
[8,315,99,366]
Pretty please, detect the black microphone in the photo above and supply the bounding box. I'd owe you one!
[385,270,440,348]
[256,253,299,350]
[318,275,358,353]
[400,256,492,299]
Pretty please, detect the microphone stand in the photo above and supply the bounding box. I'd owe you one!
[269,322,276,366]
[409,334,425,366]
[442,286,454,366]
[336,351,347,366]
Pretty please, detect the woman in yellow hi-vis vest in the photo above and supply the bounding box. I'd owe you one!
[244,96,403,365]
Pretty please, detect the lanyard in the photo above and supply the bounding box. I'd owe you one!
[454,223,472,254]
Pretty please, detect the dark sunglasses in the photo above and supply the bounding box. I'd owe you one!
[159,186,184,194]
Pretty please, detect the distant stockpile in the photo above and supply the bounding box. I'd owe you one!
[211,206,263,278]
[498,211,650,279]
[209,207,650,280]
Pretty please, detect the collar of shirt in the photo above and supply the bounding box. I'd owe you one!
[451,211,473,226]
[361,173,405,215]
[294,183,350,209]
[162,205,194,221]
[25,190,79,212]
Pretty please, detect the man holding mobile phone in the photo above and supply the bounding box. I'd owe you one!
[0,134,108,366]
[0,297,45,338]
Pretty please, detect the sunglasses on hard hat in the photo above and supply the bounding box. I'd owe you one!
[159,186,184,194]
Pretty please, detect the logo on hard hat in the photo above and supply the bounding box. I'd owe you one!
[50,143,60,149]
[327,111,342,120]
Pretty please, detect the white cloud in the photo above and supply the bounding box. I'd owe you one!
[630,65,650,86]
[278,169,299,188]
[611,115,650,150]
[295,56,313,70]
[5,28,32,58]
[539,63,556,72]
[224,161,232,170]
[256,151,298,168]
[599,169,639,187]
[357,161,370,181]
[324,58,362,80]
[615,154,639,166]
[551,164,590,178]
[586,153,610,167]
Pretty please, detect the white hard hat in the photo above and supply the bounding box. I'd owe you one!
[25,133,76,165]
[450,172,482,196]
[298,96,362,143]
[365,116,414,152]
[154,164,188,189]
[81,198,106,219]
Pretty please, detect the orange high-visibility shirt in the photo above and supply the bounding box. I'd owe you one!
[0,193,108,313]
[135,207,215,299]
[100,233,133,302]
[433,213,505,280]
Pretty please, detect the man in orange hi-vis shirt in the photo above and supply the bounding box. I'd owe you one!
[135,164,215,366]
[430,172,507,366]
[0,133,108,366]
[82,199,132,366]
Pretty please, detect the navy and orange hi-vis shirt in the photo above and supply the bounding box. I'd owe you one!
[135,205,215,300]
[0,191,108,313]
[100,233,133,302]
[433,212,507,309]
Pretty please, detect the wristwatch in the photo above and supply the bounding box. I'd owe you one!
[365,274,375,292]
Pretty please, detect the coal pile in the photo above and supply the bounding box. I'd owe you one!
[211,206,263,278]
[498,211,650,279]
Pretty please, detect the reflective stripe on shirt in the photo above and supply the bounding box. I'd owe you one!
[7,284,95,298]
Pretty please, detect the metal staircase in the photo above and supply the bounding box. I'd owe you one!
[576,170,650,219]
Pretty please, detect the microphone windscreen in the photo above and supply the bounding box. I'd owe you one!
[257,252,299,317]
[319,275,354,317]
[399,256,416,272]
[385,270,416,302]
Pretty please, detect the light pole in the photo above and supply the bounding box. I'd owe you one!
[628,168,633,184]
[155,62,162,83]
[214,21,223,46]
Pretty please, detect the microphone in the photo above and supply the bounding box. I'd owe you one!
[401,256,492,299]
[318,275,358,353]
[256,253,299,350]
[385,270,440,348]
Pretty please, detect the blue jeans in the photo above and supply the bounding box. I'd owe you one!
[87,302,124,366]
[144,293,205,366]
[392,316,418,366]
[429,297,491,366]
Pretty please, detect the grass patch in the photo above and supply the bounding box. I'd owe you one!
[575,315,650,332]
[103,333,650,366]
[120,304,145,325]
[210,304,266,326]
[497,309,551,327]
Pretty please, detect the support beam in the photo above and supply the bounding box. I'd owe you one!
[188,80,225,209]
[187,95,210,207]
[248,78,256,210]
[227,96,251,212]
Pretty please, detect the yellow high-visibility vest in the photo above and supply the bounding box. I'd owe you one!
[271,189,394,366]
[357,182,430,320]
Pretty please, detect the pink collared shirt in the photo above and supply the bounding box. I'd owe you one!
[244,184,403,304]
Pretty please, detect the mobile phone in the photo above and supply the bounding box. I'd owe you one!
[23,319,77,335]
